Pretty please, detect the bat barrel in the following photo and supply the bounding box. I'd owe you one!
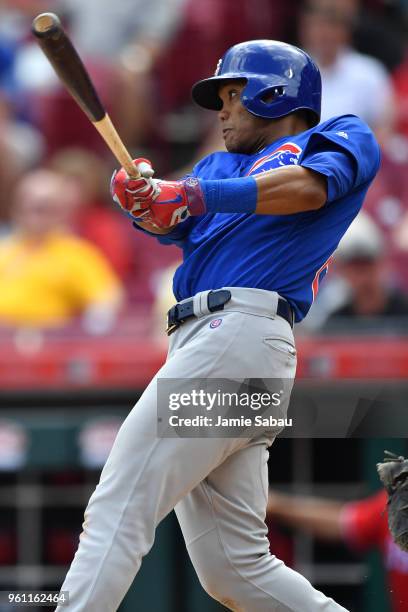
[32,13,62,39]
[31,11,140,178]
[31,12,106,123]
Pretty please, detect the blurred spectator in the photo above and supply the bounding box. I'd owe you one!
[0,82,27,229]
[303,212,408,331]
[325,213,408,327]
[48,148,135,280]
[267,488,408,612]
[60,0,186,60]
[298,0,396,140]
[0,169,123,330]
[0,87,44,224]
[0,92,44,170]
[0,1,54,101]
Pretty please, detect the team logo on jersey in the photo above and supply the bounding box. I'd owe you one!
[210,318,223,329]
[246,143,302,176]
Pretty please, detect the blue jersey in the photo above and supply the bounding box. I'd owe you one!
[154,115,380,322]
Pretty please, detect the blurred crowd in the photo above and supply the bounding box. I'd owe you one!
[0,0,407,336]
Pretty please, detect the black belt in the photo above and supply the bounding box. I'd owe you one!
[166,289,294,335]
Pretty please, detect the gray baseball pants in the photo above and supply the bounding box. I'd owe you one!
[56,288,348,612]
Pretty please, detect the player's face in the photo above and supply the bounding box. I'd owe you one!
[218,80,277,154]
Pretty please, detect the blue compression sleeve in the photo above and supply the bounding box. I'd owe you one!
[188,177,258,214]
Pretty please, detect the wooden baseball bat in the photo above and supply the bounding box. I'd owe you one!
[32,12,140,178]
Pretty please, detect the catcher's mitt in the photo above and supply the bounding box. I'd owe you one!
[377,450,408,552]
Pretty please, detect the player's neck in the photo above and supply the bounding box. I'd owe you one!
[264,115,309,147]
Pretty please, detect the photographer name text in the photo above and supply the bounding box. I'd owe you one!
[167,415,292,428]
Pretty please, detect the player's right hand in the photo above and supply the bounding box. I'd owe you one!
[110,158,159,219]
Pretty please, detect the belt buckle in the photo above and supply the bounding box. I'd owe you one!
[166,305,179,336]
[166,322,179,336]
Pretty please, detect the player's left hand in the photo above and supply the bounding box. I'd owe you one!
[144,180,192,228]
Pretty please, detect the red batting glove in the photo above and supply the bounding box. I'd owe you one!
[146,180,189,228]
[147,177,206,228]
[110,158,159,220]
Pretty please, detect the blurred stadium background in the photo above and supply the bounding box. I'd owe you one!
[0,0,407,610]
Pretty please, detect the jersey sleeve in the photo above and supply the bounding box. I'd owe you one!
[299,115,381,203]
[339,490,388,552]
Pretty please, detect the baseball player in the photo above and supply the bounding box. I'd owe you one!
[57,40,380,611]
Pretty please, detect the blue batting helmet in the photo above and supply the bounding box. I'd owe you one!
[192,40,322,126]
